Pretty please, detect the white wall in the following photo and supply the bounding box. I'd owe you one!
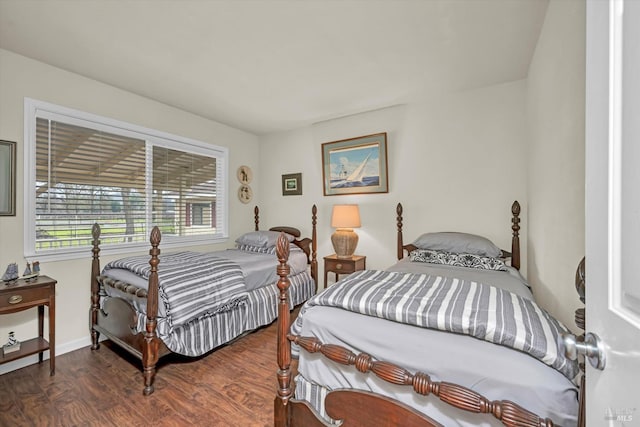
[0,0,586,373]
[258,0,587,335]
[258,81,529,289]
[526,0,586,331]
[0,49,260,372]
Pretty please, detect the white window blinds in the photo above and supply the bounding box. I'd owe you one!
[36,118,148,249]
[25,99,228,260]
[152,147,218,237]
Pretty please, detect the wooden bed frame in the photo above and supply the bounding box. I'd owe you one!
[396,200,521,269]
[90,204,318,395]
[274,200,566,427]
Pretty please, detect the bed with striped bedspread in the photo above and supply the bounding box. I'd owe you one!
[293,269,578,381]
[101,251,315,357]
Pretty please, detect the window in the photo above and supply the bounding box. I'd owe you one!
[25,99,229,261]
[188,203,212,227]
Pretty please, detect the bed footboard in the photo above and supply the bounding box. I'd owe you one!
[274,233,554,427]
[90,223,167,395]
[290,335,553,427]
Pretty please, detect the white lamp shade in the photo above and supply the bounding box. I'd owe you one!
[331,205,361,229]
[331,204,361,258]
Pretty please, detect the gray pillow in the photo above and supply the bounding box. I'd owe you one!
[235,230,294,248]
[412,232,501,258]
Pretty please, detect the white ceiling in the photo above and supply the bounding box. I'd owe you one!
[0,0,548,135]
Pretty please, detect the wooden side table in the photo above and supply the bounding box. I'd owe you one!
[0,275,56,375]
[324,254,366,288]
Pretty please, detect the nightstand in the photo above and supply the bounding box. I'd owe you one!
[0,275,56,375]
[324,254,366,288]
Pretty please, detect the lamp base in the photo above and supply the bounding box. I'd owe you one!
[331,228,359,259]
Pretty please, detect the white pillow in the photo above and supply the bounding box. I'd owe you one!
[412,232,501,258]
[235,230,294,248]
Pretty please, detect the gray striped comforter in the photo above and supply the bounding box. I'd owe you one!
[143,271,315,356]
[103,251,247,331]
[293,270,579,381]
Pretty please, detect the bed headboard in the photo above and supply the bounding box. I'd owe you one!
[396,200,522,270]
[253,206,303,237]
[252,205,318,283]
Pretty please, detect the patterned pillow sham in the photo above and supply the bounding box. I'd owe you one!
[409,249,507,271]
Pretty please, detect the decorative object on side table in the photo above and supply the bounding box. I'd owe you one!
[22,260,39,281]
[1,262,19,282]
[3,331,20,354]
[330,204,361,259]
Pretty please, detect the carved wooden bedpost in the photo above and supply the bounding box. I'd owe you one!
[274,233,292,427]
[575,257,586,427]
[396,203,417,259]
[255,206,260,231]
[311,205,318,286]
[142,226,161,396]
[510,201,521,271]
[90,223,101,350]
[397,203,404,260]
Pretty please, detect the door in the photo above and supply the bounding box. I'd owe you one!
[586,0,640,425]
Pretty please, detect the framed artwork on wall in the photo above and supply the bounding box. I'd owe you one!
[0,140,16,216]
[321,132,388,196]
[282,173,302,196]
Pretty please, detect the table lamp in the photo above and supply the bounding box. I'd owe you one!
[331,204,361,259]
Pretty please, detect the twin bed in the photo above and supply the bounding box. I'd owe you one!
[274,201,579,427]
[89,205,318,395]
[88,200,579,426]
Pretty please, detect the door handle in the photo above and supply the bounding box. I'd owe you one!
[559,332,606,370]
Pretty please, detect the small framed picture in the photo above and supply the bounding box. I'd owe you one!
[282,173,302,196]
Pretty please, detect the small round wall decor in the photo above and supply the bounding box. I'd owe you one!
[237,165,253,185]
[238,185,253,204]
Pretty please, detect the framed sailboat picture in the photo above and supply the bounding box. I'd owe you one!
[321,133,388,196]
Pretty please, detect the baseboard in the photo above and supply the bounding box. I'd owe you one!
[0,335,104,375]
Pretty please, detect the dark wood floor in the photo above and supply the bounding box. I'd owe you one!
[0,321,288,427]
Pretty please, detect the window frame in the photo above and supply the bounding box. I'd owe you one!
[24,98,229,262]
